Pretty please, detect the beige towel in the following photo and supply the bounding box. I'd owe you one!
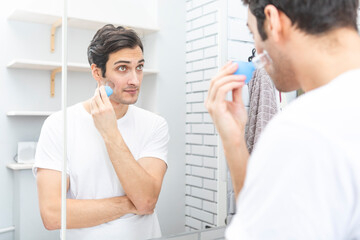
[245,68,278,154]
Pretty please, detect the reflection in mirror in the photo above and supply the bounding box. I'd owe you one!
[36,20,172,240]
[3,0,186,239]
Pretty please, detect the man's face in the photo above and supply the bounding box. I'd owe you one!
[247,8,298,92]
[101,46,144,105]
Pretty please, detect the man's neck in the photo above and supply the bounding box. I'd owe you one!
[110,100,129,119]
[291,28,360,92]
[83,99,129,120]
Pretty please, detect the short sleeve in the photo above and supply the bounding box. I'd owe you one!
[225,120,351,240]
[138,118,170,165]
[33,114,69,176]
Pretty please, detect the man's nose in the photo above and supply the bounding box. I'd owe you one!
[128,70,140,85]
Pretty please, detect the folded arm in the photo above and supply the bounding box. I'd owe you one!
[36,168,138,230]
[104,135,167,215]
[90,86,168,214]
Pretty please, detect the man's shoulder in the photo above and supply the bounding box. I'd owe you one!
[43,103,84,127]
[271,68,360,135]
[130,105,167,125]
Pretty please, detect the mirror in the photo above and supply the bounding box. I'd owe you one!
[1,0,301,239]
[2,0,189,239]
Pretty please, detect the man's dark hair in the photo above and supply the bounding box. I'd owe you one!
[242,0,359,40]
[87,24,143,77]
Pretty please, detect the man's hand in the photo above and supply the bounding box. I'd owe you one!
[205,61,248,144]
[205,61,250,197]
[89,86,166,213]
[90,86,118,139]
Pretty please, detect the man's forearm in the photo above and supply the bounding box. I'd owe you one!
[222,137,249,200]
[67,196,136,229]
[103,132,159,213]
[45,196,136,230]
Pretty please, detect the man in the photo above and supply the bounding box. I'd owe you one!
[33,24,169,240]
[205,0,360,239]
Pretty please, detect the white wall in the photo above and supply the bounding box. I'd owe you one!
[154,0,186,236]
[22,0,159,31]
[0,1,96,239]
[0,1,92,240]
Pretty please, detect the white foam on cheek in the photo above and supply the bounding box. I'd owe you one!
[103,80,115,97]
[105,81,115,89]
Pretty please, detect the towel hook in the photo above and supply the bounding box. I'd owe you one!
[248,48,256,62]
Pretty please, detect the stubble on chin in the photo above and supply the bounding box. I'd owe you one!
[110,93,139,105]
[267,52,298,92]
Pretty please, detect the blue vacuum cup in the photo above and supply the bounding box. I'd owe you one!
[233,61,256,84]
[105,86,113,97]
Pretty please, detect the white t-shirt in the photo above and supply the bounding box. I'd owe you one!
[33,103,169,240]
[226,69,360,240]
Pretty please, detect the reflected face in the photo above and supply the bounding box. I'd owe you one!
[101,46,144,105]
[247,8,299,92]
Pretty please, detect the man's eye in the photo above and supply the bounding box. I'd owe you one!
[118,66,127,71]
[136,65,144,71]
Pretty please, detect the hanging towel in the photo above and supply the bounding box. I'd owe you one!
[245,68,278,154]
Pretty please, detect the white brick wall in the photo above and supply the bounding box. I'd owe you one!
[185,0,254,231]
[192,35,216,49]
[185,0,220,231]
[185,0,257,231]
[185,0,294,231]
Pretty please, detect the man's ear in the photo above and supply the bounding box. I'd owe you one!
[91,63,103,85]
[264,5,291,43]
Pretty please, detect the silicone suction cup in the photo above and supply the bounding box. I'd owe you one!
[105,86,113,97]
[233,61,256,84]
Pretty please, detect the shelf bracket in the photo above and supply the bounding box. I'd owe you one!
[51,18,62,53]
[50,67,62,97]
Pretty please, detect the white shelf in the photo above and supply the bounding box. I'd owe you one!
[7,59,158,75]
[7,111,55,116]
[7,163,34,170]
[143,68,159,75]
[8,9,159,35]
[0,226,15,234]
[7,59,90,72]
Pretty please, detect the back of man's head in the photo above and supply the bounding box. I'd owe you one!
[87,24,143,77]
[242,0,359,40]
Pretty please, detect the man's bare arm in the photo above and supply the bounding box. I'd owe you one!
[90,86,167,214]
[205,61,250,199]
[37,168,139,230]
[222,139,249,199]
[104,134,167,214]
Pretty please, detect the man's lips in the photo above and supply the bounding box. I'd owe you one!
[124,89,138,94]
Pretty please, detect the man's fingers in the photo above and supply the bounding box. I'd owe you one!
[90,97,99,115]
[207,75,245,103]
[206,81,244,115]
[213,81,244,105]
[91,88,104,112]
[232,85,244,105]
[219,61,232,72]
[93,88,105,110]
[210,62,238,87]
[208,62,239,98]
[99,86,112,105]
